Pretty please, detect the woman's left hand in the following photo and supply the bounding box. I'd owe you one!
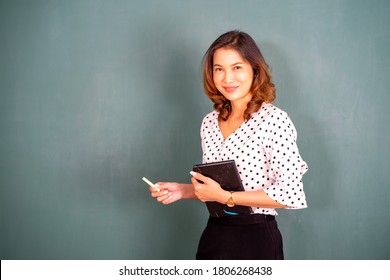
[190,172,228,204]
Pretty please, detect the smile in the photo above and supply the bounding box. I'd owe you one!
[223,86,239,93]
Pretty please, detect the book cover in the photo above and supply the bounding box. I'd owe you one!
[192,160,253,217]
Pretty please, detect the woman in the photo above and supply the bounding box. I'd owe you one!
[150,30,308,260]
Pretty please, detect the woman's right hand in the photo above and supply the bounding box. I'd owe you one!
[149,182,183,205]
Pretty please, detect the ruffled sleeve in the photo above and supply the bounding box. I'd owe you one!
[262,111,308,209]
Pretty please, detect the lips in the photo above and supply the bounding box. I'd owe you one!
[223,86,239,93]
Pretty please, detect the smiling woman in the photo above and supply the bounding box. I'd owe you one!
[212,48,255,140]
[212,48,254,109]
[149,30,308,260]
[202,30,276,122]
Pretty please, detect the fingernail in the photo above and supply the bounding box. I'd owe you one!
[190,171,196,176]
[163,190,168,195]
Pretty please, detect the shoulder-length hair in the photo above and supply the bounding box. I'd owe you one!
[202,30,275,121]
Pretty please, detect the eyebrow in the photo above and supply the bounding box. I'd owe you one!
[213,62,244,67]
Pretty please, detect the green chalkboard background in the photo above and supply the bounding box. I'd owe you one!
[1,0,389,259]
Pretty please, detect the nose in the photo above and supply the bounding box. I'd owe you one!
[223,70,234,83]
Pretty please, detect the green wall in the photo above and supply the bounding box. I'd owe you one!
[1,0,389,259]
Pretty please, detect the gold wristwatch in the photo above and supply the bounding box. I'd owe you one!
[226,191,235,207]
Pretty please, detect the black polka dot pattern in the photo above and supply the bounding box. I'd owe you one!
[200,103,308,215]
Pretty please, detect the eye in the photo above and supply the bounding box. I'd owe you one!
[214,67,223,72]
[234,66,242,70]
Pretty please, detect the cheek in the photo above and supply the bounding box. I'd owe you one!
[213,74,223,88]
[241,76,254,91]
[237,71,253,82]
[213,72,221,83]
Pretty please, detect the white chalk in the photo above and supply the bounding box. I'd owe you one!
[142,177,160,192]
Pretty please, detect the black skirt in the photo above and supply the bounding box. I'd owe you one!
[196,214,284,260]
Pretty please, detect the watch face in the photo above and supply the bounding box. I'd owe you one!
[227,198,235,207]
[227,191,235,207]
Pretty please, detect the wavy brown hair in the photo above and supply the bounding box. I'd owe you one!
[202,30,275,121]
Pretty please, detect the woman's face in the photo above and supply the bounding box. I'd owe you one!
[213,47,254,105]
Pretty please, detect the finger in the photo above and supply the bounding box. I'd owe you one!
[156,191,170,202]
[149,186,162,195]
[151,182,170,193]
[162,195,173,205]
[149,186,158,193]
[190,171,210,184]
[191,177,202,190]
[151,189,169,198]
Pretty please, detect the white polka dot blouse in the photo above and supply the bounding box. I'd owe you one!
[200,102,308,215]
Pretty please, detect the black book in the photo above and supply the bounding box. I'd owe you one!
[192,160,253,217]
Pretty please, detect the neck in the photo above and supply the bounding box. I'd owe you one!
[230,100,249,120]
[228,92,253,120]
